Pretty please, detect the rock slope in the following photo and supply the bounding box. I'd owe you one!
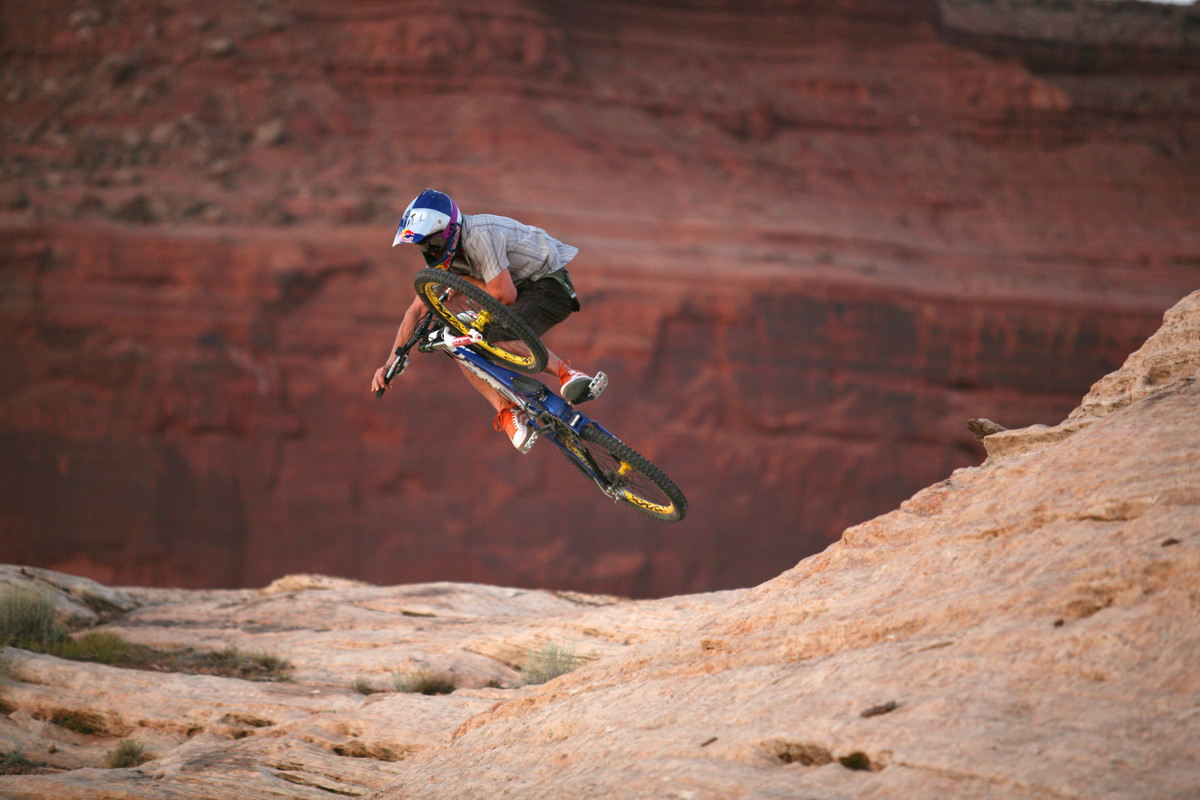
[1,289,1197,799]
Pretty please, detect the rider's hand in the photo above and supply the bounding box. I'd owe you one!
[371,366,389,394]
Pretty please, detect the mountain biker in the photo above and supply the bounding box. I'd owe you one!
[371,188,603,453]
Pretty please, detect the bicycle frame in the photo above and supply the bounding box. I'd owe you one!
[413,322,629,500]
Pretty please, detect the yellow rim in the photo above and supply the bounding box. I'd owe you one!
[570,438,678,519]
[615,461,676,516]
[420,284,537,369]
[622,489,676,517]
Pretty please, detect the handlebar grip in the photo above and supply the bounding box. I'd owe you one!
[373,351,408,398]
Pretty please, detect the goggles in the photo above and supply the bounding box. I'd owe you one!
[419,233,447,263]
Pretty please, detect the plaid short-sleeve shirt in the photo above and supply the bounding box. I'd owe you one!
[449,214,578,284]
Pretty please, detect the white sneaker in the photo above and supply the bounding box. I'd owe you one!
[493,404,537,453]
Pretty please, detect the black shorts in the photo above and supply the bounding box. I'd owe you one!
[509,274,578,338]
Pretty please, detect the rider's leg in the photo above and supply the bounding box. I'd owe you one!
[457,361,505,412]
[457,362,537,452]
[543,350,566,377]
[543,348,604,403]
[507,275,604,402]
[458,346,597,406]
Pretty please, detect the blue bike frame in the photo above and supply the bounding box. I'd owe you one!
[419,325,625,498]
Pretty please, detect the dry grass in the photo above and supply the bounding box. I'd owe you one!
[521,641,580,686]
[393,668,457,695]
[352,676,387,695]
[0,750,36,775]
[0,587,59,650]
[0,586,292,682]
[107,739,151,768]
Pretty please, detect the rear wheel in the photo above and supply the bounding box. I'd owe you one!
[414,268,547,374]
[558,424,687,522]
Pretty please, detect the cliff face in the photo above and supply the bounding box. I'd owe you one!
[1,0,1198,596]
[0,289,1196,800]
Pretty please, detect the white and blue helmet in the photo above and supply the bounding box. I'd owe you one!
[393,188,462,269]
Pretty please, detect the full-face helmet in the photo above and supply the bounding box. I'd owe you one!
[392,188,462,269]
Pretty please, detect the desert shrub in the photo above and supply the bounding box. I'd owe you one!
[0,588,292,682]
[351,676,380,695]
[0,589,138,667]
[50,708,107,735]
[191,647,293,682]
[107,739,151,768]
[49,631,135,665]
[520,641,579,686]
[393,668,456,695]
[0,749,34,775]
[0,587,61,650]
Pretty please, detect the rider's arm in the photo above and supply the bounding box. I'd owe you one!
[372,294,426,392]
[390,294,427,358]
[484,269,518,305]
[452,269,517,305]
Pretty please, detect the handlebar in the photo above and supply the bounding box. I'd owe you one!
[373,311,434,398]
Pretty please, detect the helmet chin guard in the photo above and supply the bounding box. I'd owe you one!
[393,188,462,268]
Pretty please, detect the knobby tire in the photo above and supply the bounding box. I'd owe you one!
[560,424,687,522]
[414,268,548,374]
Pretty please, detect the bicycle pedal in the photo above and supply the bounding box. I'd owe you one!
[517,428,538,454]
[582,371,608,403]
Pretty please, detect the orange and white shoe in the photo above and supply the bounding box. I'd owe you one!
[494,403,537,453]
[557,361,607,405]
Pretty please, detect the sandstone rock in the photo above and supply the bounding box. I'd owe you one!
[982,290,1200,462]
[253,118,286,147]
[204,37,235,57]
[1068,290,1200,424]
[67,7,103,30]
[965,417,1005,440]
[0,566,138,628]
[357,283,1200,800]
[261,574,371,595]
[0,573,732,798]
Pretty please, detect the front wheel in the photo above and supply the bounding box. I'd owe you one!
[559,425,687,522]
[414,268,547,374]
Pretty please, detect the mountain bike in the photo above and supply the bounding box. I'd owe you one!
[375,268,687,522]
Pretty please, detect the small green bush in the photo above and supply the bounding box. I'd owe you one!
[243,650,290,677]
[50,709,106,735]
[107,739,150,769]
[0,587,60,650]
[192,647,293,682]
[0,587,293,682]
[48,631,135,665]
[393,669,456,695]
[520,641,579,686]
[351,676,379,695]
[0,749,34,775]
